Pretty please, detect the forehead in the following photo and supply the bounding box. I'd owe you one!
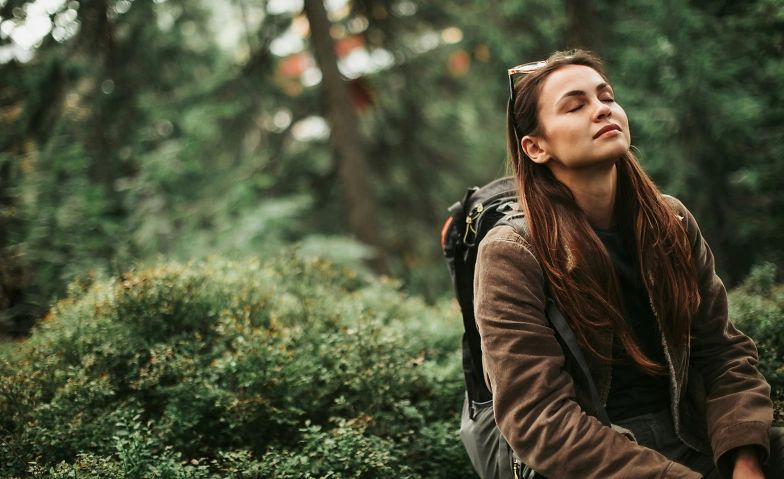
[538,65,608,105]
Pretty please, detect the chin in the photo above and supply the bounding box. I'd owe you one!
[600,145,630,164]
[585,152,625,169]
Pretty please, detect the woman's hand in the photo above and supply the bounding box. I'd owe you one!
[733,446,764,479]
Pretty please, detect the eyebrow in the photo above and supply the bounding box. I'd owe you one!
[556,82,612,105]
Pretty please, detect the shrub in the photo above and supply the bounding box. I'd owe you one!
[729,262,784,425]
[0,255,473,478]
[8,255,782,477]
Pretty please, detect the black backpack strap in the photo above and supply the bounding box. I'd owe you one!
[546,300,611,427]
[497,212,611,428]
[445,195,493,413]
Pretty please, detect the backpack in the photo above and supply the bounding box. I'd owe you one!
[441,176,611,479]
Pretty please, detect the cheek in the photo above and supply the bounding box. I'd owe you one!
[620,115,631,142]
[548,119,581,142]
[615,106,630,128]
[613,107,631,141]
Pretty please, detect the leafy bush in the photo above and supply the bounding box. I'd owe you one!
[729,262,784,425]
[0,255,472,478]
[6,255,783,478]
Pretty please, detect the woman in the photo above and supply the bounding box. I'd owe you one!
[474,50,782,478]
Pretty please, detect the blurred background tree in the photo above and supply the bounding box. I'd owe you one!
[0,0,782,334]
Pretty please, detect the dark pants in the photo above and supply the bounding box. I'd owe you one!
[615,409,784,478]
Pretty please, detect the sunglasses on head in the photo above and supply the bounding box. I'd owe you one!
[507,60,548,139]
[507,60,547,106]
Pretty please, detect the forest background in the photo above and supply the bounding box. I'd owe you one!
[1,0,784,477]
[2,0,784,327]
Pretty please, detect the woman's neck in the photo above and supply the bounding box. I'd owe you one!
[550,162,618,229]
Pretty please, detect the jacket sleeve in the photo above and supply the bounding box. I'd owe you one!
[474,226,701,479]
[672,199,773,474]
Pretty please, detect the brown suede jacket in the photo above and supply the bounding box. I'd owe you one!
[473,196,772,478]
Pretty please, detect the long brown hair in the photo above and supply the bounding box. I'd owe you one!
[507,50,699,374]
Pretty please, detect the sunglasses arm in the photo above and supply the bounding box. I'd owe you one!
[508,75,515,106]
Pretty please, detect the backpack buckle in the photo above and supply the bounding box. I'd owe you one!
[463,204,483,245]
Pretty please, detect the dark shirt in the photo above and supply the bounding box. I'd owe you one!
[593,226,671,421]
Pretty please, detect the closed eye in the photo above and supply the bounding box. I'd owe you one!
[568,104,584,112]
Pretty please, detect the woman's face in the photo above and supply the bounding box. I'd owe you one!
[521,65,631,172]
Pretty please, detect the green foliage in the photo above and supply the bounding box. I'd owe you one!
[729,262,784,426]
[0,254,472,478]
[603,0,784,284]
[730,263,784,396]
[3,0,783,328]
[257,418,411,478]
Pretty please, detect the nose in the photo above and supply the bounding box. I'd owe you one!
[594,99,612,121]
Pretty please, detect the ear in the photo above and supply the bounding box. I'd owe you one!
[521,135,551,164]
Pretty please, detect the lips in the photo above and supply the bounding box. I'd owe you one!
[593,124,621,139]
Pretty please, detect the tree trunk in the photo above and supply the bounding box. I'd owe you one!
[565,0,602,55]
[91,0,122,211]
[302,0,389,274]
